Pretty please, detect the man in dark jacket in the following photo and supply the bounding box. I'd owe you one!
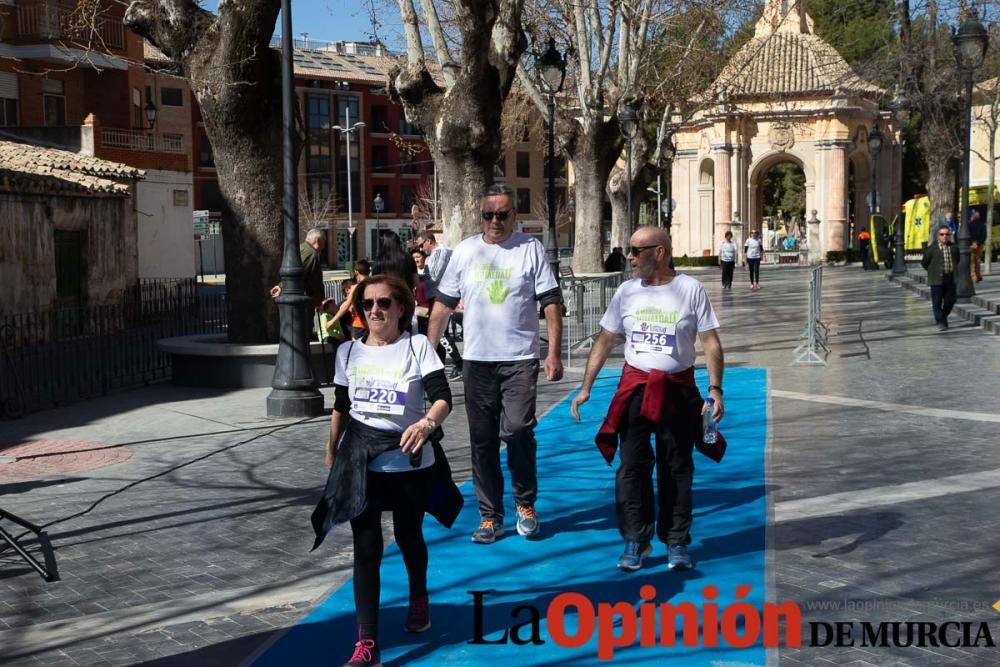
[969,209,987,284]
[270,227,326,308]
[921,227,960,331]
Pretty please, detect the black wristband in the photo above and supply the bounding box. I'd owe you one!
[708,385,724,396]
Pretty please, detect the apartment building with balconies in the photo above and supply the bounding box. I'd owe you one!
[0,1,195,280]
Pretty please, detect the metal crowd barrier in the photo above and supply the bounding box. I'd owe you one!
[560,272,624,368]
[792,266,829,366]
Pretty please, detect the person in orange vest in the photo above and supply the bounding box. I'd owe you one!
[858,230,874,270]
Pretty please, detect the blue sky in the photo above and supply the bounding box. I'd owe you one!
[201,1,403,47]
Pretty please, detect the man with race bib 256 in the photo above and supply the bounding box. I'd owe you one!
[570,226,725,572]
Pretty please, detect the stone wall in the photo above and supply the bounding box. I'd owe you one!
[0,193,138,315]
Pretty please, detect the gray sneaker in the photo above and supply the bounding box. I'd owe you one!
[667,543,693,570]
[471,519,505,544]
[617,541,652,571]
[515,505,540,538]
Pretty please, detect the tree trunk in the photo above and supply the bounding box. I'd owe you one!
[563,122,622,272]
[125,0,283,344]
[390,2,525,248]
[435,150,491,248]
[921,122,958,225]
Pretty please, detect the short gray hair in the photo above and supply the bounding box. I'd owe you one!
[482,183,517,207]
[305,228,324,243]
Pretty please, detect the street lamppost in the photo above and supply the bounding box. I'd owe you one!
[536,36,567,279]
[954,8,989,301]
[662,131,676,233]
[373,192,384,258]
[891,83,911,275]
[267,0,323,417]
[618,100,639,243]
[333,111,365,266]
[868,123,883,268]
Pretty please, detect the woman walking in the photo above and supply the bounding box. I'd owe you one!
[311,275,459,667]
[744,230,763,290]
[719,231,737,289]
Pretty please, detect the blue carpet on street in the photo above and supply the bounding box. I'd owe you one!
[254,367,768,666]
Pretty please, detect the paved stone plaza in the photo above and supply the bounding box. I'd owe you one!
[2,264,999,666]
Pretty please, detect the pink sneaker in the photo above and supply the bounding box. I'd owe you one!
[343,637,381,667]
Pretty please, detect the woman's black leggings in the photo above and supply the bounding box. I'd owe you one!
[747,258,761,284]
[351,468,433,639]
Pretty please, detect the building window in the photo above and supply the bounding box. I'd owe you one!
[399,148,419,175]
[133,88,143,128]
[44,94,66,126]
[0,98,17,126]
[370,105,388,132]
[400,185,416,211]
[306,93,332,204]
[161,87,184,107]
[199,131,215,167]
[516,152,530,178]
[372,144,390,173]
[0,72,19,127]
[399,118,421,135]
[517,188,531,215]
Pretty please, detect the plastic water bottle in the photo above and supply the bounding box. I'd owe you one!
[703,397,718,444]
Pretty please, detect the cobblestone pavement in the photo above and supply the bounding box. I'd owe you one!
[1,263,999,666]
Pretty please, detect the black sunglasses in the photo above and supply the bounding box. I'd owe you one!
[481,209,512,221]
[361,297,394,311]
[626,245,660,256]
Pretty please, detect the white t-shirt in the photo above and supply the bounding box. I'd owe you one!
[599,273,720,373]
[335,332,443,471]
[719,241,737,262]
[744,237,763,259]
[437,232,559,361]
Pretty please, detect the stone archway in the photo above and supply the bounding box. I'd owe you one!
[748,151,813,239]
[666,0,896,262]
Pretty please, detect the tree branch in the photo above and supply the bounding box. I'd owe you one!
[419,0,457,88]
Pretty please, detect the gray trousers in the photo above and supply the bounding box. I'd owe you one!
[463,360,539,520]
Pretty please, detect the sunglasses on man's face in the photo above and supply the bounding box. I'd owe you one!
[481,209,512,221]
[626,245,660,256]
[361,297,394,311]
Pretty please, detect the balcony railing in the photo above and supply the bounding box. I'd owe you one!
[16,2,125,50]
[100,128,186,154]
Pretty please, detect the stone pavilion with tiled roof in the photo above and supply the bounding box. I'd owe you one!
[669,0,900,261]
[0,139,145,314]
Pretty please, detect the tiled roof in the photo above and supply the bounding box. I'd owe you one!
[143,40,171,65]
[713,31,881,99]
[0,140,144,197]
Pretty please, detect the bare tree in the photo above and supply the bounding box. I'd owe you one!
[388,0,527,248]
[973,76,999,276]
[516,0,740,271]
[124,0,284,343]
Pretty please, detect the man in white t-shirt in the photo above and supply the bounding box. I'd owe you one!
[428,184,564,544]
[570,226,725,572]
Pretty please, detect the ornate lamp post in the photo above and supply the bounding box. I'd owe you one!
[953,8,989,301]
[891,83,911,275]
[267,0,323,417]
[662,131,676,232]
[144,100,157,129]
[618,101,639,243]
[536,36,567,279]
[373,192,384,258]
[333,113,365,265]
[868,123,883,268]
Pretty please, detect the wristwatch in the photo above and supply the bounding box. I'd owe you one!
[422,417,439,430]
[708,385,724,396]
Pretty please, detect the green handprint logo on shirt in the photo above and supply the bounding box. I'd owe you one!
[487,280,511,304]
